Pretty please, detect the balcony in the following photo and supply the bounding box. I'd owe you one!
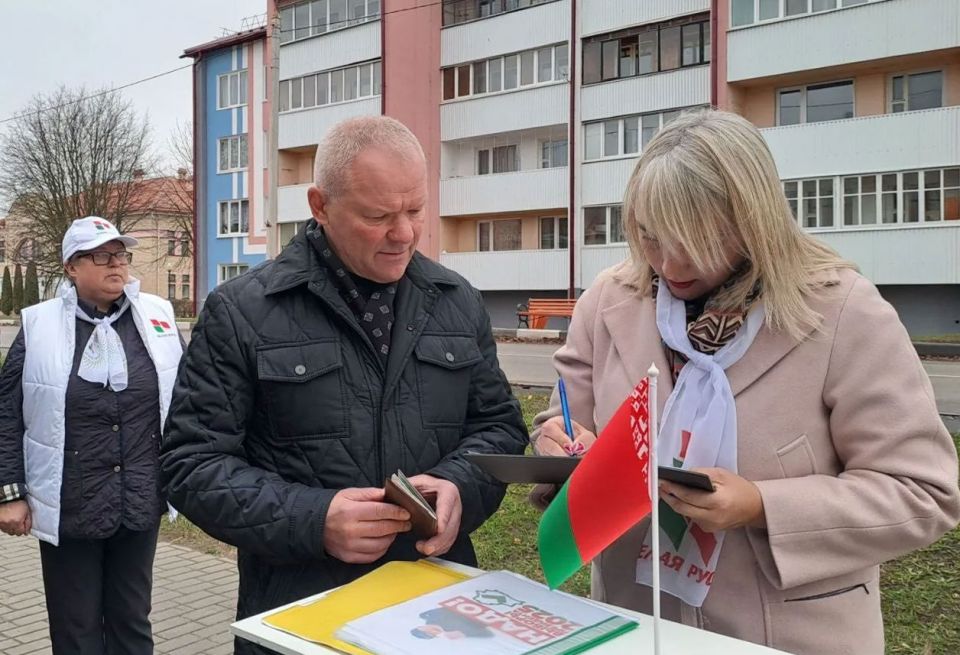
[279,97,381,149]
[814,224,960,285]
[441,84,568,141]
[727,0,960,82]
[582,0,709,37]
[760,106,960,179]
[579,244,630,287]
[439,249,568,290]
[441,0,567,66]
[278,183,312,223]
[581,65,710,123]
[441,168,567,216]
[580,158,638,207]
[280,21,380,80]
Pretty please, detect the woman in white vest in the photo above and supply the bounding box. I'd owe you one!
[0,216,183,655]
[529,110,959,654]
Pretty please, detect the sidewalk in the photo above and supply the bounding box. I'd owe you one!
[0,534,238,655]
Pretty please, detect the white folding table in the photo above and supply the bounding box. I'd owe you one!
[231,560,788,655]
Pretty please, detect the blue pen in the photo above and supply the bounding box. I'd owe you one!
[557,377,576,453]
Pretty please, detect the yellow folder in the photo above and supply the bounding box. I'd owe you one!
[263,559,470,654]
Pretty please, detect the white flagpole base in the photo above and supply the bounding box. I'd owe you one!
[647,363,661,655]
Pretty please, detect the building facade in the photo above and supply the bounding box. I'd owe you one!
[187,0,958,333]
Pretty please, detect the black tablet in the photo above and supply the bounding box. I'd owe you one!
[465,453,716,492]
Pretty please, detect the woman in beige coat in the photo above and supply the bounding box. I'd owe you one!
[531,110,960,654]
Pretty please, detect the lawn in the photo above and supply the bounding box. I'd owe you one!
[160,393,960,654]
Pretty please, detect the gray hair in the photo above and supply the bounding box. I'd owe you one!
[314,116,425,199]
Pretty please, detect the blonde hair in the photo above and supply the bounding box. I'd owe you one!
[618,108,854,341]
[314,116,425,199]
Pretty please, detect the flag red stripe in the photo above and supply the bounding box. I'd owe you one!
[566,381,652,563]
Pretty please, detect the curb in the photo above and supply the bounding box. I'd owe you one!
[493,327,567,341]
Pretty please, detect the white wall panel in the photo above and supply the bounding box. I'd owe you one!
[440,249,568,290]
[580,158,637,207]
[728,0,960,82]
[815,225,960,284]
[581,66,710,122]
[579,244,630,288]
[441,84,568,140]
[582,0,710,36]
[441,168,567,215]
[279,97,381,149]
[278,183,312,222]
[441,0,568,66]
[280,22,380,80]
[762,106,960,179]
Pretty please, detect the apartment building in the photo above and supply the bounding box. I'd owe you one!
[187,0,957,333]
[718,0,960,334]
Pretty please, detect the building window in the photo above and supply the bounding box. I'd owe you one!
[280,60,381,113]
[218,135,248,173]
[181,273,191,300]
[539,216,568,249]
[582,14,709,86]
[583,205,625,245]
[784,178,834,228]
[441,0,556,27]
[583,108,687,161]
[891,71,942,113]
[441,43,568,101]
[166,231,178,256]
[540,139,567,168]
[279,221,302,247]
[0,239,5,263]
[731,0,874,28]
[477,145,519,174]
[219,264,250,283]
[167,272,177,300]
[280,0,381,44]
[218,199,250,236]
[777,80,853,125]
[217,70,248,109]
[477,219,522,251]
[839,168,960,227]
[180,234,190,257]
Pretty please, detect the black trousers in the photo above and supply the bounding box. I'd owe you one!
[39,523,159,655]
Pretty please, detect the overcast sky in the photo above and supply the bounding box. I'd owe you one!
[0,0,266,169]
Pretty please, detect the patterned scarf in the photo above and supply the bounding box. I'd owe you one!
[307,222,397,363]
[652,266,763,382]
[74,294,132,392]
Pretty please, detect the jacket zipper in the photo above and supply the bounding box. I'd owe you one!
[785,583,869,602]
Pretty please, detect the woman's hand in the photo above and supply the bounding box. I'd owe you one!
[659,467,766,532]
[0,500,32,536]
[533,416,597,456]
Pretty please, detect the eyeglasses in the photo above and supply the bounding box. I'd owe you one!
[75,251,134,266]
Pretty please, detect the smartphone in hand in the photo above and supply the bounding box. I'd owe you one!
[658,466,715,492]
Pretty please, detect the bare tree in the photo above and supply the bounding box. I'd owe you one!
[163,120,195,257]
[0,86,155,281]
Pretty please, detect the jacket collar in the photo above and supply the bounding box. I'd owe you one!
[264,219,461,297]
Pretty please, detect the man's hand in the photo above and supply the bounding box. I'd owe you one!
[659,467,766,532]
[323,488,411,563]
[533,416,597,456]
[0,500,31,537]
[406,474,462,558]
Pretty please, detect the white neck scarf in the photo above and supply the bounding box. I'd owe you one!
[74,296,132,392]
[634,281,765,607]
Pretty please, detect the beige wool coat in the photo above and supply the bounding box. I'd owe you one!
[530,265,960,655]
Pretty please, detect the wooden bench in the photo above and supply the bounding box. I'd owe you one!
[516,298,577,329]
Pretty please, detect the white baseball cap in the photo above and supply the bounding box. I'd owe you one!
[62,216,138,264]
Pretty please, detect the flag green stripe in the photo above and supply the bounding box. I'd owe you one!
[537,483,583,589]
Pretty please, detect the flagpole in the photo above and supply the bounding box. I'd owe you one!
[647,363,661,655]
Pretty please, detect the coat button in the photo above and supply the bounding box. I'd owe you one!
[445,352,455,362]
[111,424,120,432]
[113,465,121,473]
[294,364,307,375]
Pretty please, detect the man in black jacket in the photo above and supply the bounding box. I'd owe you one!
[159,116,528,654]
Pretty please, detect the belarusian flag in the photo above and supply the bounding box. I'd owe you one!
[538,379,653,588]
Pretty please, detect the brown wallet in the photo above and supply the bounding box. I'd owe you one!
[383,471,438,539]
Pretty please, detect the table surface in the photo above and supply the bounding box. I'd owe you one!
[231,560,788,655]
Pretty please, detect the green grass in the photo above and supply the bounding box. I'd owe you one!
[913,334,960,344]
[159,394,960,653]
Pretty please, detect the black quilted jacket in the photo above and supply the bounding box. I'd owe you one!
[159,227,527,637]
